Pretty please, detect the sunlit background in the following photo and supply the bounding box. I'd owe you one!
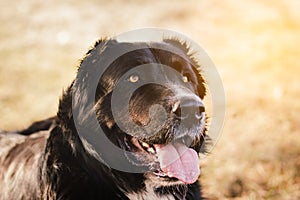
[0,0,299,199]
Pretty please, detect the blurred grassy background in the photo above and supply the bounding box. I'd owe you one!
[0,0,299,199]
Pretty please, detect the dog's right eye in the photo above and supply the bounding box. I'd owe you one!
[128,74,139,83]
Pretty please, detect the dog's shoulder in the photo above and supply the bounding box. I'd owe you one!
[0,129,49,200]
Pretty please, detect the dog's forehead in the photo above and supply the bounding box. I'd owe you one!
[134,42,194,71]
[84,38,195,72]
[109,38,191,60]
[100,40,192,71]
[144,41,191,63]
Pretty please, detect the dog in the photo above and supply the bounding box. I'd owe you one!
[0,38,208,200]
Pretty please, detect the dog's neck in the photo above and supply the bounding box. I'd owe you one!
[124,178,189,200]
[125,180,175,200]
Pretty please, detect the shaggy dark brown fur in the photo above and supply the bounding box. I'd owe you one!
[0,38,208,200]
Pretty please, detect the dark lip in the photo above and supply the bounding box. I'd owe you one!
[152,170,181,183]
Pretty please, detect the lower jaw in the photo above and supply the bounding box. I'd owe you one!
[159,176,180,183]
[145,172,184,186]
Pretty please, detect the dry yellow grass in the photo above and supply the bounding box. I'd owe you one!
[0,0,299,199]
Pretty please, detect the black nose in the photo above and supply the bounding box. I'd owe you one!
[172,97,205,122]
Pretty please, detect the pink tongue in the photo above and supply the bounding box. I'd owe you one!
[154,143,200,184]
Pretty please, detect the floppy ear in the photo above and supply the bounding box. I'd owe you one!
[86,38,118,57]
[72,38,118,125]
[75,38,122,94]
[163,38,191,55]
[77,38,118,71]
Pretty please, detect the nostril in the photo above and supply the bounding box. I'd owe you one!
[171,101,180,113]
[198,106,205,113]
[172,101,186,119]
[172,104,186,119]
[195,111,204,120]
[172,98,205,120]
[196,105,205,118]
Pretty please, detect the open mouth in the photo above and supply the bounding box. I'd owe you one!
[131,137,200,184]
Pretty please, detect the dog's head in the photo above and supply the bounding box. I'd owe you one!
[71,38,208,186]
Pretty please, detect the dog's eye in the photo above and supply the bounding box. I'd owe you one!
[182,76,189,83]
[128,75,139,83]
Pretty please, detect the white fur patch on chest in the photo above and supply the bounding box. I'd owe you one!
[126,180,175,200]
[126,191,175,200]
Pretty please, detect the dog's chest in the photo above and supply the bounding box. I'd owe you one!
[126,191,175,200]
[125,181,175,200]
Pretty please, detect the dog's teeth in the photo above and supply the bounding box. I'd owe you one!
[147,147,155,154]
[141,142,150,148]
